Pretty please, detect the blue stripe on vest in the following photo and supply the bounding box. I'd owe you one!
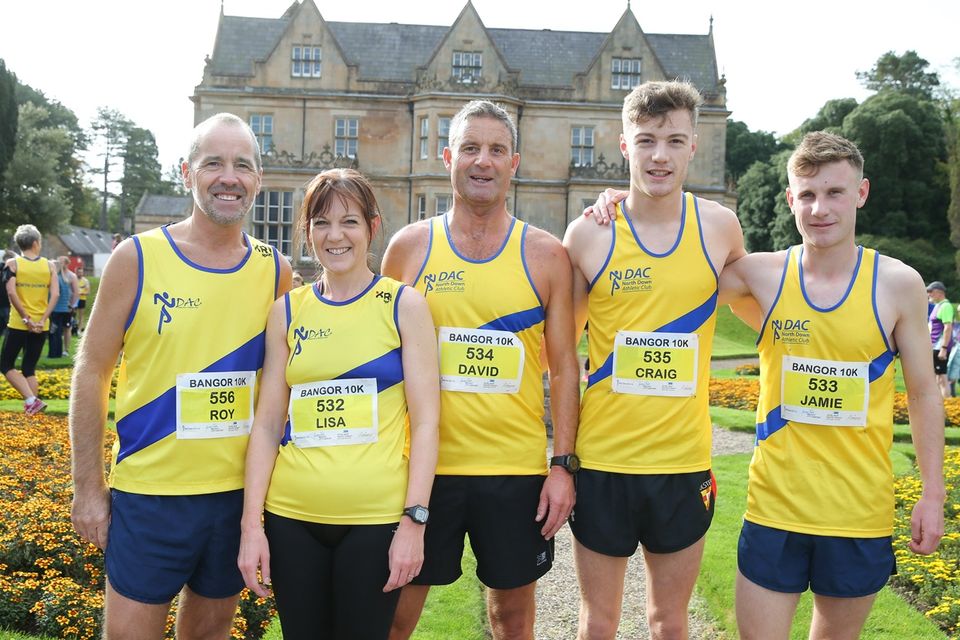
[279,347,404,446]
[115,331,267,464]
[585,292,717,389]
[479,306,545,333]
[755,349,895,442]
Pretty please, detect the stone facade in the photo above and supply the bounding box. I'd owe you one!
[192,0,731,267]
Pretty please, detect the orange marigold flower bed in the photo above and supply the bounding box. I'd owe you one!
[710,377,960,427]
[0,412,274,639]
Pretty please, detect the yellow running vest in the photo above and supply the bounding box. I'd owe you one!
[8,256,51,331]
[579,193,717,474]
[749,246,896,537]
[110,226,281,495]
[415,214,547,475]
[266,277,410,525]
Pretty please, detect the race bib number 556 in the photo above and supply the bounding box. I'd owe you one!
[176,371,256,439]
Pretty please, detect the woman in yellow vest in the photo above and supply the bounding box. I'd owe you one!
[239,169,439,639]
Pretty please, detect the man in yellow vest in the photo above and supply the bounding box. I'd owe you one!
[721,132,944,639]
[1,224,58,415]
[564,80,747,639]
[384,100,580,640]
[70,113,292,639]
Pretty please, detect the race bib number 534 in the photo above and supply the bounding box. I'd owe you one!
[438,327,524,394]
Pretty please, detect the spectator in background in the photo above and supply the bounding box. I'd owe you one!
[75,265,90,333]
[291,270,304,287]
[48,257,79,358]
[0,250,15,337]
[927,281,954,398]
[1,224,58,415]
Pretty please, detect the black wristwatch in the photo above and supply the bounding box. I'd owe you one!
[550,453,581,474]
[402,504,430,525]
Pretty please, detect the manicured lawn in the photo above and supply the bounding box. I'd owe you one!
[712,305,758,358]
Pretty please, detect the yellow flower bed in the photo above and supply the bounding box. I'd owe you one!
[0,412,274,639]
[0,368,117,401]
[711,377,960,427]
[893,447,960,637]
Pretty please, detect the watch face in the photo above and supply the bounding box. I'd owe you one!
[406,505,429,524]
[567,454,581,472]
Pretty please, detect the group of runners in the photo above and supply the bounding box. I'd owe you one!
[67,80,944,640]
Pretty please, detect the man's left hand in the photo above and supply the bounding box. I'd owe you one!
[535,467,575,539]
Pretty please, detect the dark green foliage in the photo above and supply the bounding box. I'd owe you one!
[856,50,940,99]
[843,92,950,241]
[735,149,797,251]
[858,234,956,292]
[0,59,17,180]
[725,120,785,185]
[785,98,859,144]
[0,103,72,235]
[11,78,90,227]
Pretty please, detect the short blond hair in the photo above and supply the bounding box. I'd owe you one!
[622,80,703,127]
[788,132,864,179]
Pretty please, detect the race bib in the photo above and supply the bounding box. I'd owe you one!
[175,371,256,439]
[438,327,524,394]
[612,331,698,396]
[288,378,379,448]
[780,356,869,427]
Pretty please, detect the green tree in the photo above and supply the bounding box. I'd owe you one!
[90,107,132,231]
[0,59,17,180]
[785,98,859,144]
[0,102,72,234]
[841,91,949,241]
[725,120,784,186]
[735,149,796,252]
[12,80,89,225]
[120,125,163,231]
[856,50,940,99]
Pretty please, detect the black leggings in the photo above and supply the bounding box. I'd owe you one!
[0,328,47,377]
[263,511,400,640]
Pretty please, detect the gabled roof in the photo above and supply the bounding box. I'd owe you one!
[135,194,193,217]
[210,15,291,77]
[646,33,719,92]
[487,29,606,87]
[204,5,719,91]
[57,225,115,255]
[328,23,446,82]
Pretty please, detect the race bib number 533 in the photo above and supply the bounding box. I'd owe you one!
[780,356,869,427]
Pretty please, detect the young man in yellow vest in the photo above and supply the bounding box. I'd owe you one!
[1,224,58,415]
[720,132,944,639]
[564,80,746,639]
[383,100,580,640]
[70,113,292,639]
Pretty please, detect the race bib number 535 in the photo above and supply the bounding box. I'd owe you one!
[612,331,698,396]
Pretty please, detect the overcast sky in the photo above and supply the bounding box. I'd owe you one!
[3,0,958,172]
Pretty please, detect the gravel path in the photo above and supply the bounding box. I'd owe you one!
[533,426,755,639]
